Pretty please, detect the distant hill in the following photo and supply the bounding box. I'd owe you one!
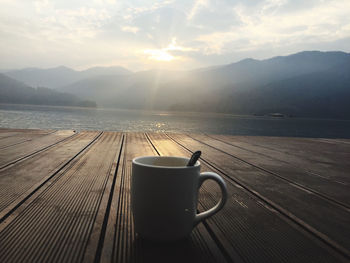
[197,51,350,88]
[5,66,131,89]
[0,73,96,107]
[4,51,350,119]
[5,66,79,89]
[56,51,350,119]
[58,69,189,108]
[80,66,131,78]
[248,61,350,118]
[174,60,350,119]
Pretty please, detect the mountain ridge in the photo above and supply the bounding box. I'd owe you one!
[0,73,96,108]
[5,65,132,89]
[2,50,350,119]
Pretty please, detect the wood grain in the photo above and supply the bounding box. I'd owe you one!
[213,135,350,183]
[0,129,349,263]
[0,132,122,263]
[100,133,228,263]
[0,130,76,169]
[0,129,54,149]
[0,131,100,220]
[166,133,350,258]
[148,132,346,263]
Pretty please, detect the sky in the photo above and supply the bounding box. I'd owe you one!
[0,0,350,71]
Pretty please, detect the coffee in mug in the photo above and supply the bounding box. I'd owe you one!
[131,156,227,241]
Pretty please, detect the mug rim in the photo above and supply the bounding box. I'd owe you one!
[132,156,200,169]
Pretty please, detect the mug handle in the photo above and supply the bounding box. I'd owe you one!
[194,171,228,225]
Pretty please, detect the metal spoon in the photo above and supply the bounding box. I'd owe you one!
[187,151,201,166]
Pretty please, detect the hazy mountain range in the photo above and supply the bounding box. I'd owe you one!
[1,51,350,119]
[5,66,131,89]
[0,73,96,108]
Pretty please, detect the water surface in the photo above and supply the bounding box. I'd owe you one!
[1,104,350,138]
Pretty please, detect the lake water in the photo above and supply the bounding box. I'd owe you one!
[1,104,350,138]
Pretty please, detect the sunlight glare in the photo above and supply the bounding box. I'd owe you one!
[144,49,175,61]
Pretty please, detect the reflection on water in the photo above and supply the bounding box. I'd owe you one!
[1,104,350,138]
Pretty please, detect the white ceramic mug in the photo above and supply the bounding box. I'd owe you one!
[131,156,228,241]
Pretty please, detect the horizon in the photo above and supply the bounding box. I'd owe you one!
[1,0,350,71]
[2,49,349,73]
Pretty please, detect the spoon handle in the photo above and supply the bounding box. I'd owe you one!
[187,151,201,166]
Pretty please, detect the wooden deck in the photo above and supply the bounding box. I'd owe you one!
[0,128,349,263]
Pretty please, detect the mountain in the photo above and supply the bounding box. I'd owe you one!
[80,66,131,77]
[241,61,350,118]
[184,51,350,90]
[3,51,350,119]
[5,66,79,89]
[0,73,96,107]
[58,69,190,108]
[177,60,350,118]
[57,51,350,118]
[58,74,132,106]
[5,66,131,89]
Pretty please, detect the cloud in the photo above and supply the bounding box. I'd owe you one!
[123,0,175,20]
[127,7,188,46]
[195,0,350,54]
[121,26,140,33]
[34,0,52,13]
[0,0,349,70]
[261,0,288,14]
[94,0,116,4]
[187,0,209,20]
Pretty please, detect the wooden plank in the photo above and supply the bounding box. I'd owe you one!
[0,129,54,149]
[0,132,123,263]
[190,134,350,207]
[0,130,76,169]
[0,128,48,132]
[314,138,350,145]
[214,135,350,184]
[1,130,349,263]
[100,133,229,263]
[0,128,51,137]
[0,131,100,220]
[0,129,52,141]
[147,133,346,263]
[168,133,350,258]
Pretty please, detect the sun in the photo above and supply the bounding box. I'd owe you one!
[144,49,175,61]
[143,38,194,62]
